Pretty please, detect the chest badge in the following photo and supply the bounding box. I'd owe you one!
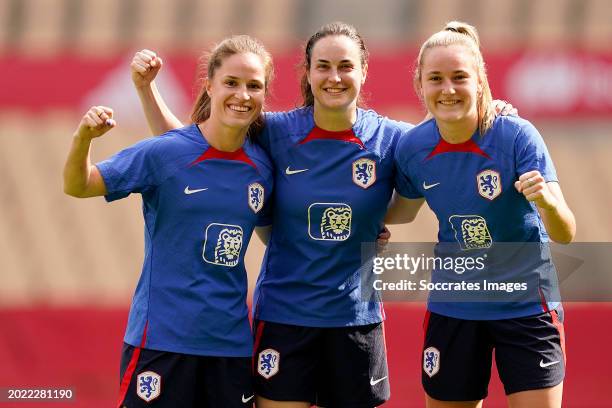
[202,223,244,267]
[352,158,377,189]
[248,183,265,213]
[477,169,501,200]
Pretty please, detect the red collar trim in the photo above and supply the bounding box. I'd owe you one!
[299,126,364,148]
[189,146,256,168]
[426,137,491,160]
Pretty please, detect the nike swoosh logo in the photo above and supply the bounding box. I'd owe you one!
[285,166,309,175]
[370,375,387,386]
[422,181,440,190]
[184,186,208,195]
[241,394,255,403]
[540,359,560,368]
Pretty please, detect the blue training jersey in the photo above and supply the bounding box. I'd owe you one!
[96,124,273,357]
[253,107,413,327]
[394,116,560,320]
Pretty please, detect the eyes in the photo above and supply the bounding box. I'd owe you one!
[427,73,470,82]
[315,63,355,72]
[223,78,264,91]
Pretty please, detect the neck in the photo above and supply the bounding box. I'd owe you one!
[313,102,357,131]
[437,118,478,144]
[198,119,247,152]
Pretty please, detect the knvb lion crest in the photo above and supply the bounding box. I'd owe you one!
[423,347,440,378]
[449,215,493,250]
[202,223,244,267]
[308,203,352,241]
[352,158,377,189]
[248,182,265,213]
[257,348,279,379]
[136,371,161,402]
[477,169,501,200]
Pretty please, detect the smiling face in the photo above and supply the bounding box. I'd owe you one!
[307,35,367,114]
[206,52,266,131]
[418,44,480,132]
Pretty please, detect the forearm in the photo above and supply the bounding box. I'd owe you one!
[384,193,424,224]
[136,81,184,135]
[63,135,104,197]
[538,203,576,244]
[255,225,271,245]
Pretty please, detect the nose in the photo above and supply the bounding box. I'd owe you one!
[235,85,251,100]
[328,68,341,83]
[440,79,455,95]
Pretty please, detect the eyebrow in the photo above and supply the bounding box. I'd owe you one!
[224,75,264,83]
[426,70,469,74]
[315,59,355,64]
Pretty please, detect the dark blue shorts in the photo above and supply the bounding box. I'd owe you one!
[253,320,389,408]
[422,309,566,401]
[117,343,253,408]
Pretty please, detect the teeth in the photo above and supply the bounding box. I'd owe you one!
[325,88,344,93]
[229,105,250,112]
[439,100,459,105]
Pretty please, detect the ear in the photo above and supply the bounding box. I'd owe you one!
[361,64,368,85]
[415,80,424,101]
[204,78,212,96]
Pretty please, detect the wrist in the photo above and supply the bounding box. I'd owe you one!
[537,198,558,212]
[135,80,155,92]
[73,131,93,144]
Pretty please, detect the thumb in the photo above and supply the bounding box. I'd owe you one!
[514,180,521,193]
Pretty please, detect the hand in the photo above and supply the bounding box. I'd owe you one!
[492,99,518,116]
[74,106,115,140]
[376,226,391,255]
[514,170,557,210]
[131,49,163,88]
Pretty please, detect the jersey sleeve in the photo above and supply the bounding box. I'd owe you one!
[514,121,558,182]
[393,133,423,199]
[260,111,289,155]
[95,137,163,202]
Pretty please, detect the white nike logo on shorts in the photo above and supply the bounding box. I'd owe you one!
[370,375,387,386]
[242,394,254,403]
[285,166,309,175]
[539,359,560,368]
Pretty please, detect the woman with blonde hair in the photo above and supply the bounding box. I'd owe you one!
[393,21,575,408]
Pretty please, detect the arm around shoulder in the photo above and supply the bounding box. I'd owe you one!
[131,49,184,135]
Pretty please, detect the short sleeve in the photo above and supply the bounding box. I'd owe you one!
[393,136,423,199]
[95,137,162,202]
[514,122,558,182]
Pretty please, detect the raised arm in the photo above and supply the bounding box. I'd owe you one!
[515,171,576,244]
[63,106,115,198]
[131,49,184,134]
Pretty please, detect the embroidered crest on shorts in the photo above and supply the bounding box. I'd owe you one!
[352,158,377,189]
[136,370,161,402]
[449,215,493,250]
[423,347,440,378]
[477,169,501,200]
[257,348,279,379]
[202,223,244,267]
[248,182,265,213]
[308,203,352,241]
